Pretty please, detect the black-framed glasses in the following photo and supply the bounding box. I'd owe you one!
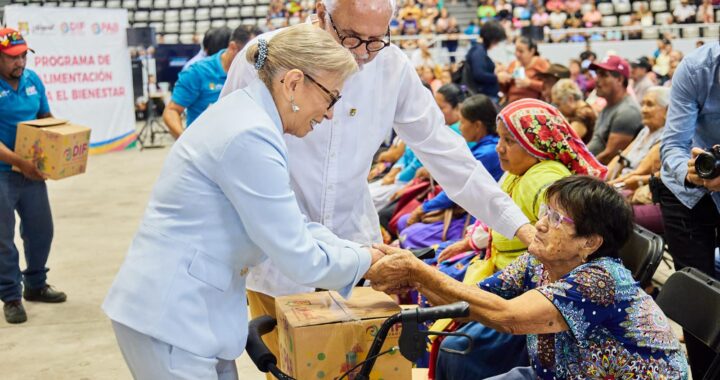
[304,73,341,110]
[327,13,390,53]
[282,73,342,111]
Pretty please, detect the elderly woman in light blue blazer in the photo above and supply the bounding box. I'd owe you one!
[103,24,382,379]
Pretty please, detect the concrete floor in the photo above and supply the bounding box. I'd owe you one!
[0,142,265,380]
[0,135,686,380]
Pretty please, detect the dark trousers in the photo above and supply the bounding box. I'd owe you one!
[656,180,718,277]
[0,171,54,302]
[655,179,719,379]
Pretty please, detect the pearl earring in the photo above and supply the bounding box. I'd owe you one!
[290,96,300,113]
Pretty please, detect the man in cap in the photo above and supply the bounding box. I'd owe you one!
[537,63,570,103]
[587,55,643,164]
[0,28,67,324]
[630,56,654,103]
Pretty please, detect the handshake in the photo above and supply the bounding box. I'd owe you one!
[363,244,428,295]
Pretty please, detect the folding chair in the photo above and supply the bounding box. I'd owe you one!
[619,224,664,284]
[656,268,720,380]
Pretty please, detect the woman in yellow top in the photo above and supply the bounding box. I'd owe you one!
[430,99,606,380]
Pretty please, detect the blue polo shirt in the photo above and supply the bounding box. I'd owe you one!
[0,69,50,172]
[171,49,227,127]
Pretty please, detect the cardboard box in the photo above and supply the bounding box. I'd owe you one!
[276,287,412,380]
[13,118,91,180]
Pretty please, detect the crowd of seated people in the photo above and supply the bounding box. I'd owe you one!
[367,13,720,376]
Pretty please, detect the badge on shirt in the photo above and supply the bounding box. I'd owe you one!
[25,86,38,96]
[349,108,357,116]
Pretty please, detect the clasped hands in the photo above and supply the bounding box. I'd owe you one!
[365,244,424,295]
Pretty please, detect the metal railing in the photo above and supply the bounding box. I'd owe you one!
[390,22,720,62]
[390,22,720,44]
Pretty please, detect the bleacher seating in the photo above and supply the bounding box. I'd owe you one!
[196,20,211,33]
[655,12,672,25]
[165,9,179,22]
[683,26,700,38]
[163,34,179,43]
[207,6,221,18]
[618,14,632,26]
[150,10,164,22]
[632,1,650,13]
[598,2,614,16]
[195,7,209,20]
[613,1,631,14]
[179,33,194,44]
[149,22,163,33]
[165,21,179,33]
[134,10,149,22]
[601,15,618,27]
[226,6,240,18]
[650,0,667,13]
[5,0,716,47]
[240,5,254,17]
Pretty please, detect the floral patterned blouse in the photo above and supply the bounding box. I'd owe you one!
[478,253,689,380]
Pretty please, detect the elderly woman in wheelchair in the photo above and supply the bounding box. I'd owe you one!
[369,175,689,380]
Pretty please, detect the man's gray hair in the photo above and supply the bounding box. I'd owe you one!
[644,86,671,108]
[322,0,397,17]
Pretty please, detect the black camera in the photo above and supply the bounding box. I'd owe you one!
[695,145,720,180]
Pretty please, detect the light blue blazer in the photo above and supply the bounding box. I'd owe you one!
[102,79,371,360]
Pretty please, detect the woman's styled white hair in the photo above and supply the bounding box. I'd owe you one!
[644,86,671,108]
[322,0,397,17]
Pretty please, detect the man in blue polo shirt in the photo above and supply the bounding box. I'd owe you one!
[162,26,256,139]
[0,28,67,324]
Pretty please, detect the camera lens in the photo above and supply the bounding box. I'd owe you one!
[695,152,720,179]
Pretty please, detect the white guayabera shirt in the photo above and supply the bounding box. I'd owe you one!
[220,28,529,297]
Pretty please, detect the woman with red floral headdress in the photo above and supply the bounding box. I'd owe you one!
[428,98,607,380]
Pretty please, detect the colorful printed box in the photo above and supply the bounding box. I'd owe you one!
[276,287,412,380]
[13,118,91,180]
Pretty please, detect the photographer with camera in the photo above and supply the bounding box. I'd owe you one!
[656,41,719,380]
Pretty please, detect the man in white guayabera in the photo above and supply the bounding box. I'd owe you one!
[220,0,537,362]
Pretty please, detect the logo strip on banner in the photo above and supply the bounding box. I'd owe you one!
[4,5,137,154]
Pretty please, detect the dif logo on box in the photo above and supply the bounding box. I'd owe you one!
[13,118,91,180]
[64,142,88,162]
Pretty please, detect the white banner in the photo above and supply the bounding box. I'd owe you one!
[4,5,136,154]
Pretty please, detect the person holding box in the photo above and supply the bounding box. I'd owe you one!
[0,28,67,325]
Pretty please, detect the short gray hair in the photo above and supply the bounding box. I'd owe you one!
[551,79,583,104]
[322,0,397,17]
[644,86,670,108]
